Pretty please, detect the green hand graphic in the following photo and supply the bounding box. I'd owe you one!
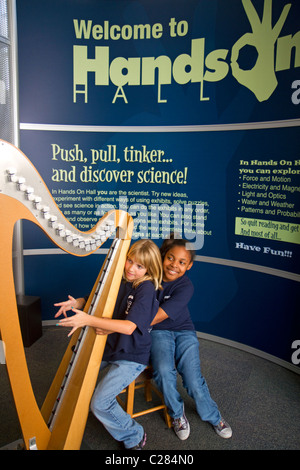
[231,0,291,102]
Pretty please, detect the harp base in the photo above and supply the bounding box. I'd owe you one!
[0,437,92,451]
[0,439,25,451]
[0,437,38,450]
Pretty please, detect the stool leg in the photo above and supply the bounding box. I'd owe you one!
[125,381,135,416]
[164,408,172,428]
[144,379,152,402]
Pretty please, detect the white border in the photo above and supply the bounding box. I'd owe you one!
[20,118,300,133]
[23,248,300,282]
[196,331,300,375]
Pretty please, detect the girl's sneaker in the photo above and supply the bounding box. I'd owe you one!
[213,418,232,438]
[172,408,190,440]
[129,433,147,450]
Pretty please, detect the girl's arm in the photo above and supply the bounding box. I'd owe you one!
[151,279,194,326]
[57,307,137,337]
[94,327,115,335]
[151,306,169,325]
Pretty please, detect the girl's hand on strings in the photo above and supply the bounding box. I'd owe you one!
[56,307,89,336]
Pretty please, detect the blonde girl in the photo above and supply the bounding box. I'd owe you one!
[54,239,162,450]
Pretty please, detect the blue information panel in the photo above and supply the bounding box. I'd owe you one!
[17,0,300,365]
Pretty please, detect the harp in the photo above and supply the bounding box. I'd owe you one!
[0,139,133,450]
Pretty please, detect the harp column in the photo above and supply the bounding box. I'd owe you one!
[0,0,23,364]
[8,0,24,295]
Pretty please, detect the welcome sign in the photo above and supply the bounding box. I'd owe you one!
[72,1,298,106]
[18,0,300,125]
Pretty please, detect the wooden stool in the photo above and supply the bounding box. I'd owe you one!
[117,366,172,427]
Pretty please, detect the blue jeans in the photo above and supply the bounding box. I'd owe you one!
[90,360,146,449]
[150,330,221,426]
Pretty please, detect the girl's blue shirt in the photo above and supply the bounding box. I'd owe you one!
[103,280,159,365]
[152,275,195,331]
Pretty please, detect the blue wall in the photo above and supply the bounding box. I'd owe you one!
[17,0,300,365]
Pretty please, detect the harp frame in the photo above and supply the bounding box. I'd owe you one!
[0,140,133,450]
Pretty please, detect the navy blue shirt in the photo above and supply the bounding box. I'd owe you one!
[103,280,159,365]
[152,275,195,331]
